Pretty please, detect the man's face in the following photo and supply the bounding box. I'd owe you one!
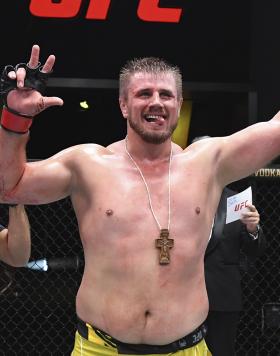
[119,72,182,144]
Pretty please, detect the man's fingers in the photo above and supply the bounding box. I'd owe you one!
[242,217,260,224]
[247,204,256,212]
[41,55,56,73]
[16,67,26,88]
[30,96,63,116]
[8,71,16,80]
[27,44,55,73]
[43,96,64,109]
[28,44,40,69]
[243,217,259,223]
[242,212,256,218]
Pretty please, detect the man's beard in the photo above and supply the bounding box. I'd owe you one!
[128,118,177,144]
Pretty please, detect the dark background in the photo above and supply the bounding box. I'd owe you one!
[3,0,250,82]
[1,0,261,158]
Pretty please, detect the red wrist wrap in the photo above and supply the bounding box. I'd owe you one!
[1,107,33,134]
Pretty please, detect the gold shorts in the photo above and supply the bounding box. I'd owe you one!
[71,319,212,356]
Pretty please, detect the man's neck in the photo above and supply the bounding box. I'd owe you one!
[125,135,172,162]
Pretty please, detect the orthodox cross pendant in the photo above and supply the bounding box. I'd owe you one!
[155,228,174,265]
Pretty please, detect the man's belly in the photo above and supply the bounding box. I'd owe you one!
[75,274,209,345]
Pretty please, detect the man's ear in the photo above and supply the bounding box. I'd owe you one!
[119,97,128,118]
[178,97,183,117]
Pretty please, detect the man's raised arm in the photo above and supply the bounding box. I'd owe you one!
[217,111,280,185]
[0,45,66,204]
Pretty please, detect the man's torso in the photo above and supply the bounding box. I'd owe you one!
[68,140,222,344]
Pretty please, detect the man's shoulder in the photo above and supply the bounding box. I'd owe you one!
[49,143,111,164]
[106,140,124,153]
[68,143,108,153]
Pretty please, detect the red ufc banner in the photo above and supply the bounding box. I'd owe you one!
[29,0,182,23]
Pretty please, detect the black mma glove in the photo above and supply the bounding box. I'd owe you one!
[0,62,51,107]
[0,62,52,134]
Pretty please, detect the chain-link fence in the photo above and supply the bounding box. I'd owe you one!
[234,167,280,356]
[0,198,83,356]
[0,167,280,355]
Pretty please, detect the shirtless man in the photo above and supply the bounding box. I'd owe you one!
[0,45,279,355]
[0,205,31,267]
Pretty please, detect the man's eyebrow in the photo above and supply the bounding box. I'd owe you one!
[136,88,152,94]
[160,89,173,95]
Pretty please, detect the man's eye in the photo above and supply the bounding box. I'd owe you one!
[160,92,172,98]
[140,92,150,97]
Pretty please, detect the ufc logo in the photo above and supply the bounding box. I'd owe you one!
[29,0,183,23]
[234,200,248,211]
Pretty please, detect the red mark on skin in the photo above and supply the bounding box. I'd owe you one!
[195,207,200,214]
[106,209,113,216]
[2,167,26,202]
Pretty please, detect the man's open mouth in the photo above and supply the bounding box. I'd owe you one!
[144,115,166,123]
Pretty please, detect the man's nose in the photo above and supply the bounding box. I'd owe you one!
[149,93,163,106]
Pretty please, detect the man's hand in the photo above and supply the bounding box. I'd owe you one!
[240,203,260,234]
[3,44,63,116]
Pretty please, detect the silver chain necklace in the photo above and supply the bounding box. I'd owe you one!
[124,136,174,265]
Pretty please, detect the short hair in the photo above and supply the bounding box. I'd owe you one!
[119,57,182,99]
